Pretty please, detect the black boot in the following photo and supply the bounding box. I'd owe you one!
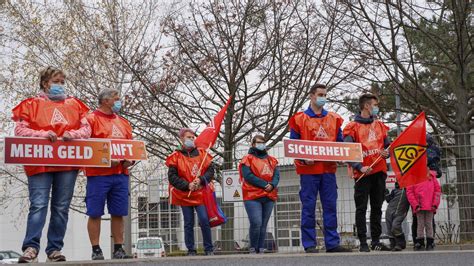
[389,238,396,251]
[414,238,425,251]
[426,238,435,251]
[359,242,370,252]
[393,235,404,252]
[399,234,407,249]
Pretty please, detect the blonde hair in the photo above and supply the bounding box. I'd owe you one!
[39,66,66,90]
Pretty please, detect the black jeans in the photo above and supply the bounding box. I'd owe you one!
[354,171,387,243]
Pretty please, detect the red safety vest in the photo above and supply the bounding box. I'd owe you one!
[288,111,343,174]
[239,154,278,201]
[84,110,133,177]
[343,120,389,178]
[165,148,212,206]
[11,96,89,177]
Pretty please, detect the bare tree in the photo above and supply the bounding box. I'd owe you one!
[0,0,179,216]
[337,0,474,240]
[160,0,364,249]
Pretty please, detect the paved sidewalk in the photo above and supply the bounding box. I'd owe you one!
[32,249,474,266]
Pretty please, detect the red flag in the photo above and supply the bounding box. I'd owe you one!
[389,112,428,188]
[194,97,232,149]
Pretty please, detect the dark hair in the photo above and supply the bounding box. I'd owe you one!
[40,66,65,90]
[251,135,265,145]
[309,83,327,94]
[358,93,378,110]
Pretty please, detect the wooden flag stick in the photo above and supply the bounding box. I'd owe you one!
[187,143,212,197]
[355,146,391,183]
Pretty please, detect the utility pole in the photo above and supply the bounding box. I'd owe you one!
[124,178,132,255]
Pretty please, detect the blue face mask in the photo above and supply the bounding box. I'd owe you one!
[371,106,379,116]
[184,139,195,149]
[315,97,326,107]
[112,100,122,113]
[49,84,65,95]
[256,143,266,151]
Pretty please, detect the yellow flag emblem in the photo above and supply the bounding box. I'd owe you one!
[393,145,427,175]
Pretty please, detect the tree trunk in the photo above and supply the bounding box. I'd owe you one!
[220,103,236,251]
[455,132,474,241]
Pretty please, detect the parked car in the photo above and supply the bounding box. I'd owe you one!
[132,237,166,258]
[213,240,242,252]
[0,250,21,264]
[242,232,278,253]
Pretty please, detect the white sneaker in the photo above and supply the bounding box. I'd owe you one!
[46,250,66,262]
[18,247,38,263]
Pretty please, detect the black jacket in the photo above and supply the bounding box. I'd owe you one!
[167,147,214,191]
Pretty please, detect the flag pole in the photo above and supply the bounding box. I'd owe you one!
[355,145,391,183]
[188,143,213,197]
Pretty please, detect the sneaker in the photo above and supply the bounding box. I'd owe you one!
[47,250,66,262]
[326,246,352,253]
[304,247,319,253]
[205,251,215,256]
[359,243,370,252]
[112,247,132,259]
[371,242,391,251]
[92,249,105,260]
[249,248,257,254]
[186,250,197,256]
[18,247,38,263]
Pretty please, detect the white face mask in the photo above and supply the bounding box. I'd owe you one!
[315,97,326,107]
[256,143,266,151]
[371,106,379,116]
[184,139,195,149]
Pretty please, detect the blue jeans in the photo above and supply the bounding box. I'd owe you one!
[181,205,213,252]
[300,173,340,250]
[22,171,78,255]
[244,197,275,252]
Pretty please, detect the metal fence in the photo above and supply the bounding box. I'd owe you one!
[128,132,474,256]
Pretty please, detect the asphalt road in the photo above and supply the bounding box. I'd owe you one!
[34,250,474,266]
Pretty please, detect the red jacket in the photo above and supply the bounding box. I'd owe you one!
[238,154,278,201]
[406,170,441,213]
[11,93,90,176]
[84,110,133,177]
[165,148,213,206]
[288,110,343,175]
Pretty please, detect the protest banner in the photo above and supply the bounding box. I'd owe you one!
[284,139,363,162]
[3,137,111,167]
[110,139,148,161]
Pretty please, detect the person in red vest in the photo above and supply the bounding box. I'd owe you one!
[343,93,391,252]
[239,135,279,254]
[12,67,91,263]
[84,89,133,260]
[288,83,351,253]
[166,128,215,256]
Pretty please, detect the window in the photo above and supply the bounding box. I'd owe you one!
[137,197,180,230]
